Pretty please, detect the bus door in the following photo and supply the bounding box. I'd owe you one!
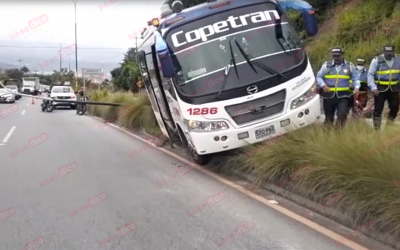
[138,51,170,138]
[146,48,175,131]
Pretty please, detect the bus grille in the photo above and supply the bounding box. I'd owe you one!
[225,89,286,125]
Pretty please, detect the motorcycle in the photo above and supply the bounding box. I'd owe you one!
[76,93,90,115]
[41,95,55,112]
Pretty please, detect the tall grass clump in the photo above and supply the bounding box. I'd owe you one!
[224,120,400,236]
[87,90,160,135]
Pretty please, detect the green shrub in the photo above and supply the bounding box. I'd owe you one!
[223,121,400,234]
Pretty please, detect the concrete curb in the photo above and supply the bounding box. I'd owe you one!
[233,170,399,250]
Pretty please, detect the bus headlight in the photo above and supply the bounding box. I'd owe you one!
[290,85,317,110]
[185,119,229,132]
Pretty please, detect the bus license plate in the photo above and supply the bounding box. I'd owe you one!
[255,125,276,139]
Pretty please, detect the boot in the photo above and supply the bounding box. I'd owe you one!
[386,118,395,127]
[373,117,381,130]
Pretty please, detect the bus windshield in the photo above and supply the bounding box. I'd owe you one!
[165,2,303,96]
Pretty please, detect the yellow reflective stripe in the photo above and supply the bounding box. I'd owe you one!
[324,75,350,79]
[350,80,353,83]
[376,70,400,74]
[376,81,399,85]
[329,87,350,91]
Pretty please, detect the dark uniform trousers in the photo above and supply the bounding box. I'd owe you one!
[323,97,349,128]
[373,90,400,128]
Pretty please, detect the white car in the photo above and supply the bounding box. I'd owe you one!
[5,85,21,100]
[0,88,15,103]
[50,86,77,109]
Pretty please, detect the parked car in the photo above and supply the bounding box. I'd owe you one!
[0,88,15,103]
[4,85,21,100]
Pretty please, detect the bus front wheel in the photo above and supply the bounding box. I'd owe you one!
[177,126,211,165]
[188,143,210,166]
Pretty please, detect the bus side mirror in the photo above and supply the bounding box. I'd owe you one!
[157,52,175,78]
[302,9,318,36]
[154,31,176,78]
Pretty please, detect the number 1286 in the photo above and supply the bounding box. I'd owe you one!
[187,108,218,115]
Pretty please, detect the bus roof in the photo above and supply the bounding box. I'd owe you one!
[162,0,277,30]
[138,0,277,52]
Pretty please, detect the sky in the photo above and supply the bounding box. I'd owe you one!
[0,0,165,74]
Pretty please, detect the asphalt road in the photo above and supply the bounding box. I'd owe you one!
[0,96,352,250]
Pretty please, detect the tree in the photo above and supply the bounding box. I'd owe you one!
[124,48,137,62]
[20,66,29,73]
[111,47,142,92]
[114,61,141,91]
[5,68,24,79]
[111,67,121,79]
[0,68,7,81]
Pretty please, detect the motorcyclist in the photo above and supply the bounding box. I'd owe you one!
[78,88,84,97]
[76,88,87,115]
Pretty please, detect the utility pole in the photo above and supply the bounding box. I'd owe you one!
[18,59,23,67]
[72,0,78,88]
[135,37,138,63]
[59,43,62,73]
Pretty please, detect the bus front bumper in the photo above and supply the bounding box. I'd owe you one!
[189,96,321,155]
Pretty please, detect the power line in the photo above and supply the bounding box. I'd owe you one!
[0,45,128,50]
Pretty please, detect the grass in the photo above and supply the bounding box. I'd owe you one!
[87,90,161,135]
[222,121,400,238]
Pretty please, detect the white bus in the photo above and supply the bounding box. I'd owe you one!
[138,0,321,164]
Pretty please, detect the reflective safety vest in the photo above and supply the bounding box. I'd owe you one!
[350,68,368,92]
[322,61,353,98]
[359,68,368,84]
[374,55,400,92]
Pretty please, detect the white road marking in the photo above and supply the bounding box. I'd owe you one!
[2,126,16,143]
[21,110,26,115]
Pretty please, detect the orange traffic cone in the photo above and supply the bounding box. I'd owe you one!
[31,98,35,105]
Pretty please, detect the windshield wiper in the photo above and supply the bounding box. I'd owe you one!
[273,16,294,54]
[232,38,258,74]
[233,39,286,78]
[217,39,239,99]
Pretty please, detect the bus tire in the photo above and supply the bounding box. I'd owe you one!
[187,141,211,165]
[177,125,211,165]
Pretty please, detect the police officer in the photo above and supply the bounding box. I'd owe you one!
[316,47,360,128]
[348,58,369,117]
[368,45,400,130]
